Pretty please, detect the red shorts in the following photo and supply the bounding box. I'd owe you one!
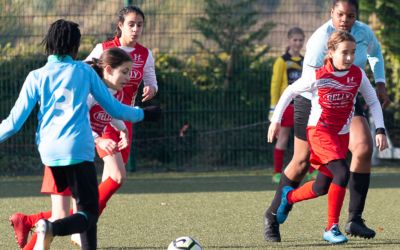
[96,121,133,164]
[41,166,72,195]
[306,126,349,170]
[281,104,294,127]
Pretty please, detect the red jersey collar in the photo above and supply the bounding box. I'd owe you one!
[113,36,121,46]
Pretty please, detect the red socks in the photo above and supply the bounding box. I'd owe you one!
[26,211,52,227]
[286,181,346,229]
[273,148,285,173]
[22,178,122,249]
[26,177,121,227]
[23,233,37,250]
[327,183,346,229]
[287,181,318,204]
[98,177,122,215]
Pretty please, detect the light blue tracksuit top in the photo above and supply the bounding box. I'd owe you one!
[0,55,144,166]
[301,19,386,99]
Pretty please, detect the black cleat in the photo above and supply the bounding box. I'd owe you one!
[345,218,376,239]
[263,211,281,242]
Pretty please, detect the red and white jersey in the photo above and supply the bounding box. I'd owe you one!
[271,61,385,134]
[85,37,158,106]
[87,89,126,136]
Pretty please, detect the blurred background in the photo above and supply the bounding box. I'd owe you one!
[0,0,399,174]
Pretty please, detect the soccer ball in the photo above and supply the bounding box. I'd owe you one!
[167,236,202,250]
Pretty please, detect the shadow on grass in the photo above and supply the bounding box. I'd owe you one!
[97,238,400,249]
[278,238,400,249]
[0,172,399,198]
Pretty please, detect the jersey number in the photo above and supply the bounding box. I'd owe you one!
[52,88,74,125]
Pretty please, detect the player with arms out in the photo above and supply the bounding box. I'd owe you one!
[10,5,159,249]
[0,19,151,250]
[14,47,161,250]
[267,31,388,244]
[264,0,390,242]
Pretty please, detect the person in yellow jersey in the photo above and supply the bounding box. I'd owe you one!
[269,27,315,183]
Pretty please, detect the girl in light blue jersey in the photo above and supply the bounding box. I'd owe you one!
[264,0,391,242]
[0,19,150,250]
[9,47,162,250]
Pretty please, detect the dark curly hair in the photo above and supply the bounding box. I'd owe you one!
[332,0,359,13]
[42,19,81,58]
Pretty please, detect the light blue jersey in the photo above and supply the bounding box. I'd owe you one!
[0,55,144,166]
[301,20,385,99]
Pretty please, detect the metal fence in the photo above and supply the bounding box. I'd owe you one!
[0,0,397,174]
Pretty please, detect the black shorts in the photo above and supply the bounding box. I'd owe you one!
[294,96,311,141]
[354,95,366,117]
[294,95,367,141]
[50,161,99,216]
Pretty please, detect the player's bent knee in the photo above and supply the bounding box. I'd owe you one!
[327,160,350,187]
[312,182,329,196]
[312,172,331,196]
[291,159,309,175]
[75,211,98,231]
[350,142,373,160]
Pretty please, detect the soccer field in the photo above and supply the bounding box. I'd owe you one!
[1,168,400,250]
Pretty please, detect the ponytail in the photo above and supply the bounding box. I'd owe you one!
[86,58,104,79]
[86,48,132,79]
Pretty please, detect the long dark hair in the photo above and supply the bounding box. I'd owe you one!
[115,5,145,38]
[86,47,132,79]
[42,19,81,57]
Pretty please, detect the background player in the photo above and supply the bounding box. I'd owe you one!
[84,4,158,220]
[269,27,308,183]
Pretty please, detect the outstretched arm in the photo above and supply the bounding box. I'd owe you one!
[367,29,391,108]
[267,75,315,143]
[89,71,144,123]
[359,70,388,151]
[0,73,38,142]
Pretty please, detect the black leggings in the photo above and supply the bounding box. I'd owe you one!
[312,159,350,196]
[50,162,99,250]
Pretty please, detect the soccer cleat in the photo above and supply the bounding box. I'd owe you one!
[263,211,281,242]
[71,233,82,247]
[323,224,348,244]
[271,173,281,184]
[276,186,294,224]
[33,219,53,250]
[9,213,32,248]
[345,218,376,239]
